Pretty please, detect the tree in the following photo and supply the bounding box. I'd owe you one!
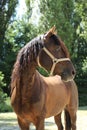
[0,71,7,103]
[0,0,18,94]
[39,0,74,52]
[72,0,87,105]
[0,0,39,95]
[0,0,18,54]
[72,0,87,77]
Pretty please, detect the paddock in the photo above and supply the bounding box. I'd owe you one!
[0,106,87,130]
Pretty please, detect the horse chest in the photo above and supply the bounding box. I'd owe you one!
[45,84,68,118]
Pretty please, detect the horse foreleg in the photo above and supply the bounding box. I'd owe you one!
[36,117,44,130]
[65,108,77,130]
[17,116,30,130]
[54,112,63,130]
[68,109,77,130]
[64,109,71,130]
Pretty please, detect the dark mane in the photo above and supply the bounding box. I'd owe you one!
[17,35,44,68]
[11,35,44,93]
[51,34,70,57]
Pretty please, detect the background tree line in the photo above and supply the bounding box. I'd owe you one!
[0,0,87,111]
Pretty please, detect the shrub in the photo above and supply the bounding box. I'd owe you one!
[0,97,13,112]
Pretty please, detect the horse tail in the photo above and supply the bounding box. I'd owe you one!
[64,109,71,129]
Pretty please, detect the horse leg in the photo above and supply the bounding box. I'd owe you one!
[64,109,71,130]
[36,117,44,130]
[54,112,63,130]
[65,108,77,130]
[17,116,30,130]
[68,109,77,130]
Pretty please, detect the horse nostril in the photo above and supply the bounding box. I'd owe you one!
[72,70,76,76]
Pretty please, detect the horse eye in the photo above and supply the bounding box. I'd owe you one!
[56,46,61,52]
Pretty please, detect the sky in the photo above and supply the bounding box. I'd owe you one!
[16,0,40,24]
[30,0,40,24]
[16,0,27,19]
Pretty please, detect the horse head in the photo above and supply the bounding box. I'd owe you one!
[38,26,76,82]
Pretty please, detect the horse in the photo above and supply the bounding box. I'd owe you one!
[10,26,78,130]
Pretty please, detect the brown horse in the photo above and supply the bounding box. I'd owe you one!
[10,27,78,130]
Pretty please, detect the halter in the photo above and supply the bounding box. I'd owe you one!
[37,47,70,76]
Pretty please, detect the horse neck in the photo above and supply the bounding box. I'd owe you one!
[17,66,45,110]
[18,41,44,90]
[19,62,36,91]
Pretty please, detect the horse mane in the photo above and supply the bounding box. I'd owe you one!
[11,35,44,93]
[18,35,44,68]
[51,34,70,58]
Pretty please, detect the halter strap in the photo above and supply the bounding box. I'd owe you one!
[37,47,70,76]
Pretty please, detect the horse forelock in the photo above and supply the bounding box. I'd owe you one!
[59,38,70,58]
[50,34,60,45]
[52,34,70,58]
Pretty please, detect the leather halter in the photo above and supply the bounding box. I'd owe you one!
[37,47,70,76]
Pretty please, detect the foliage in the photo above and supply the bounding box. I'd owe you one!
[74,0,87,40]
[0,0,18,50]
[0,71,7,109]
[37,67,49,77]
[72,0,87,106]
[0,71,6,87]
[0,97,13,112]
[39,0,74,51]
[0,0,18,95]
[72,1,87,101]
[0,71,12,112]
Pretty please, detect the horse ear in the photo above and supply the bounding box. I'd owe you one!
[49,25,56,34]
[44,26,56,40]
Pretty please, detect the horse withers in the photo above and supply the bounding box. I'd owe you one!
[10,26,78,130]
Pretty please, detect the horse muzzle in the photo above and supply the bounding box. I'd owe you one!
[60,69,76,82]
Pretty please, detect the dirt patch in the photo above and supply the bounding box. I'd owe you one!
[0,107,87,130]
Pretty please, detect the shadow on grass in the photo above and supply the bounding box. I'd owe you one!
[78,106,87,110]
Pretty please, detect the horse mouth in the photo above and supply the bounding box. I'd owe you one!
[62,77,74,82]
[61,73,75,82]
